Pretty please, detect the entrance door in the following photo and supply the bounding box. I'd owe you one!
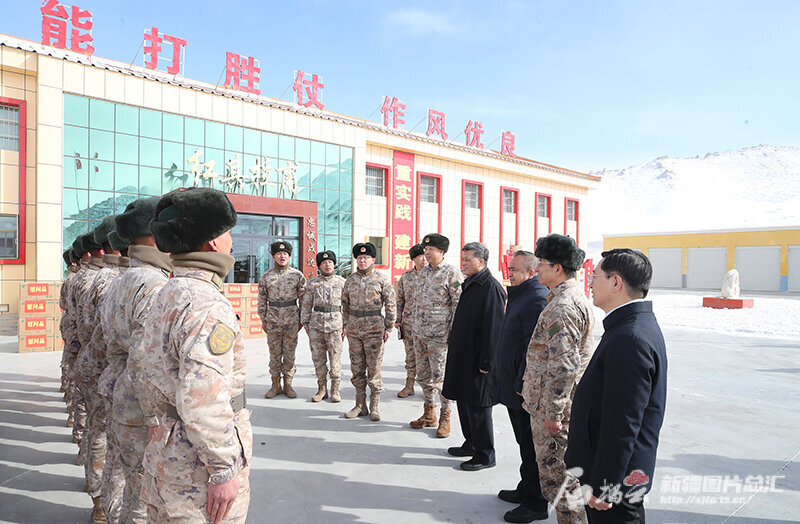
[226,214,302,283]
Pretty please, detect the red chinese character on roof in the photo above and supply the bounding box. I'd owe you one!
[224,52,261,95]
[501,131,516,157]
[293,70,325,109]
[380,96,406,128]
[143,27,187,75]
[465,120,485,148]
[426,110,448,140]
[41,0,94,55]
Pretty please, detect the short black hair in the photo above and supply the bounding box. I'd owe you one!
[462,242,489,263]
[600,248,652,298]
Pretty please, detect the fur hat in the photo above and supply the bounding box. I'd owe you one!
[316,250,337,266]
[81,232,103,253]
[421,233,449,253]
[271,241,293,256]
[72,235,88,258]
[107,230,131,252]
[93,215,117,246]
[63,248,73,266]
[150,188,238,254]
[352,242,377,258]
[115,196,161,240]
[409,243,424,259]
[534,234,585,271]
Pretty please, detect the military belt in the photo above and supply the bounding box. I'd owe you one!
[164,391,246,421]
[269,300,297,308]
[350,309,382,318]
[313,305,342,312]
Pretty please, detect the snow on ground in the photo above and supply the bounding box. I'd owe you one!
[633,291,800,339]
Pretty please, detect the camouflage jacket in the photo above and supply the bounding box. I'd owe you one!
[142,254,251,486]
[522,279,595,421]
[74,258,104,349]
[59,267,79,344]
[64,262,90,361]
[102,247,172,428]
[257,266,307,330]
[411,262,463,339]
[395,266,425,335]
[300,273,346,333]
[72,257,118,385]
[342,268,396,336]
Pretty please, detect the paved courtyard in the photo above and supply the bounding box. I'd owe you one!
[0,301,798,523]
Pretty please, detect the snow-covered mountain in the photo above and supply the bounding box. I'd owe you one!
[583,144,800,259]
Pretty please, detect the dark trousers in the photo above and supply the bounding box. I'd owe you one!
[587,499,645,524]
[456,401,495,464]
[507,406,549,511]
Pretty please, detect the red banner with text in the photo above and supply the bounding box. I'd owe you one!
[390,151,415,283]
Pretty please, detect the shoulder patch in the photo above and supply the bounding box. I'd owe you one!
[208,322,235,355]
[548,323,560,337]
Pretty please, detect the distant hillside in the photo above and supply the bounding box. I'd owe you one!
[583,145,800,259]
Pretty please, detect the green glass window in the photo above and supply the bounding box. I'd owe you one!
[63,188,89,219]
[89,160,114,191]
[185,117,204,145]
[340,190,353,211]
[310,187,325,205]
[140,109,162,139]
[115,133,138,165]
[63,155,89,189]
[64,125,89,159]
[339,213,352,236]
[225,125,242,151]
[295,138,310,163]
[162,141,183,171]
[115,105,138,135]
[278,134,294,160]
[340,148,353,170]
[64,94,89,127]
[243,129,260,155]
[326,167,339,190]
[140,137,161,167]
[115,163,138,193]
[325,212,338,235]
[139,166,162,195]
[163,113,184,143]
[89,99,114,131]
[88,191,115,220]
[296,162,310,187]
[340,169,353,192]
[325,190,339,213]
[206,122,224,148]
[311,164,325,188]
[310,141,325,165]
[113,193,138,214]
[63,219,88,246]
[89,129,114,161]
[326,143,339,167]
[262,132,278,158]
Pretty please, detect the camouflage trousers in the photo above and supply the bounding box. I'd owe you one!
[83,386,107,498]
[347,334,385,395]
[413,335,452,407]
[142,467,250,523]
[109,420,148,523]
[400,324,416,379]
[71,381,87,444]
[266,327,298,379]
[101,405,125,523]
[529,412,587,524]
[308,329,343,381]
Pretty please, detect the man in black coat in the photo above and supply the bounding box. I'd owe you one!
[566,249,668,524]
[494,251,550,523]
[442,242,507,471]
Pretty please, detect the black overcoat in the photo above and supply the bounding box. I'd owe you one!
[442,267,507,407]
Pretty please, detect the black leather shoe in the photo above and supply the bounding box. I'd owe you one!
[460,457,496,471]
[503,504,549,523]
[447,444,475,457]
[497,489,523,503]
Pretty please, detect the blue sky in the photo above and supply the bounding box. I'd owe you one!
[4,0,800,172]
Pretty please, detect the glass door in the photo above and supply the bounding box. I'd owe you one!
[225,213,303,283]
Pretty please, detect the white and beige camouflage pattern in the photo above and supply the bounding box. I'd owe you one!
[257,265,307,379]
[301,273,346,381]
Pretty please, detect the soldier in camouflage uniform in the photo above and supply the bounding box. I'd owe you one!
[394,243,427,398]
[300,250,346,403]
[141,188,251,523]
[65,236,91,443]
[98,197,166,524]
[522,234,595,524]
[341,242,396,421]
[410,233,463,438]
[258,241,307,399]
[59,248,79,412]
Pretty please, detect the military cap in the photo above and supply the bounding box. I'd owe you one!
[62,248,73,266]
[316,250,337,266]
[352,242,377,258]
[81,231,103,252]
[107,230,131,252]
[409,243,424,259]
[421,233,449,253]
[149,188,238,254]
[115,196,161,240]
[534,233,585,271]
[271,241,293,256]
[72,235,88,258]
[93,215,118,246]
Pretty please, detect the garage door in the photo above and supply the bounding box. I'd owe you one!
[648,248,683,288]
[686,247,727,290]
[736,246,781,292]
[786,245,800,292]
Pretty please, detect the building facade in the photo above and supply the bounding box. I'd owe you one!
[0,34,598,313]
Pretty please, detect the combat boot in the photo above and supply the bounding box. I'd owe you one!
[397,376,416,398]
[283,376,297,398]
[409,403,438,429]
[344,392,368,418]
[369,394,381,421]
[330,379,341,403]
[311,380,328,402]
[91,496,108,523]
[264,377,282,398]
[436,407,451,438]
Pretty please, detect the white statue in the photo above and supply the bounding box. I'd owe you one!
[721,269,740,298]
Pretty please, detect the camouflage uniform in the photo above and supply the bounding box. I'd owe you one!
[341,268,396,415]
[72,254,120,500]
[60,265,79,397]
[522,279,595,524]
[66,260,91,444]
[300,273,346,384]
[141,255,251,523]
[257,265,307,380]
[395,266,425,386]
[411,261,463,408]
[101,246,172,524]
